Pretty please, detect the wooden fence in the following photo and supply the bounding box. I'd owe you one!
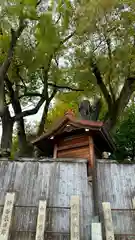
[0,193,81,240]
[0,193,102,240]
[0,159,92,240]
[1,193,135,240]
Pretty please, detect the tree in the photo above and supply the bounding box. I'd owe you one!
[0,0,38,155]
[13,0,82,139]
[113,103,135,162]
[70,0,135,131]
[0,0,83,156]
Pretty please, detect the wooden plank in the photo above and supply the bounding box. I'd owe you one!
[102,202,114,240]
[0,192,15,240]
[58,146,89,159]
[35,200,47,240]
[70,196,80,240]
[91,223,102,240]
[57,142,89,151]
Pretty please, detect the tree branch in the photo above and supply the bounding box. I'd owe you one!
[40,30,75,89]
[105,37,115,103]
[90,59,112,110]
[16,67,27,91]
[42,67,49,99]
[14,81,82,122]
[13,77,48,120]
[13,97,45,121]
[1,18,26,75]
[49,88,57,102]
[5,74,47,121]
[0,18,26,116]
[48,82,84,92]
[36,0,42,6]
[105,77,135,131]
[55,13,62,25]
[116,77,135,113]
[57,31,75,51]
[5,75,24,125]
[19,92,43,99]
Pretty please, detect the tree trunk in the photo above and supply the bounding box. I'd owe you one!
[104,81,135,132]
[91,60,135,132]
[5,77,33,157]
[14,96,33,157]
[104,117,117,132]
[37,101,49,136]
[0,72,5,116]
[0,106,14,157]
[17,118,33,157]
[104,106,118,132]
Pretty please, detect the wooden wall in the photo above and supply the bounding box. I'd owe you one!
[55,134,94,167]
[0,158,93,240]
[96,160,135,235]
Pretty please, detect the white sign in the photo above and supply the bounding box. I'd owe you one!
[91,223,102,240]
[35,200,47,240]
[102,202,114,240]
[0,192,15,240]
[70,196,80,240]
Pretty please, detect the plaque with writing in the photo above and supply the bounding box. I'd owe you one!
[70,196,80,240]
[35,200,47,240]
[0,192,15,240]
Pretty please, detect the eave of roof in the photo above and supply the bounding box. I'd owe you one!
[32,113,116,152]
[32,114,104,144]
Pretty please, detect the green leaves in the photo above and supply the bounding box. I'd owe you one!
[46,98,79,128]
[113,103,135,161]
[35,13,59,56]
[57,0,73,30]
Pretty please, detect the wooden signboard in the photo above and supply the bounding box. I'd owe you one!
[70,196,80,240]
[0,192,15,240]
[102,202,114,240]
[35,200,47,240]
[91,223,102,240]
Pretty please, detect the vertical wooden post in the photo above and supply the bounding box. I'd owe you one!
[88,136,94,168]
[132,197,135,209]
[91,223,102,240]
[102,202,114,240]
[53,144,57,159]
[35,200,47,240]
[0,192,15,240]
[70,196,80,240]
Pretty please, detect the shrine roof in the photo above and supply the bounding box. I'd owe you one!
[32,110,116,152]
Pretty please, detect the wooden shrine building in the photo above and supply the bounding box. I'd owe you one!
[32,110,115,169]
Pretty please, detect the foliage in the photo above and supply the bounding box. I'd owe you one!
[113,103,135,162]
[46,91,108,128]
[1,0,135,155]
[66,0,135,130]
[0,0,83,154]
[46,96,79,128]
